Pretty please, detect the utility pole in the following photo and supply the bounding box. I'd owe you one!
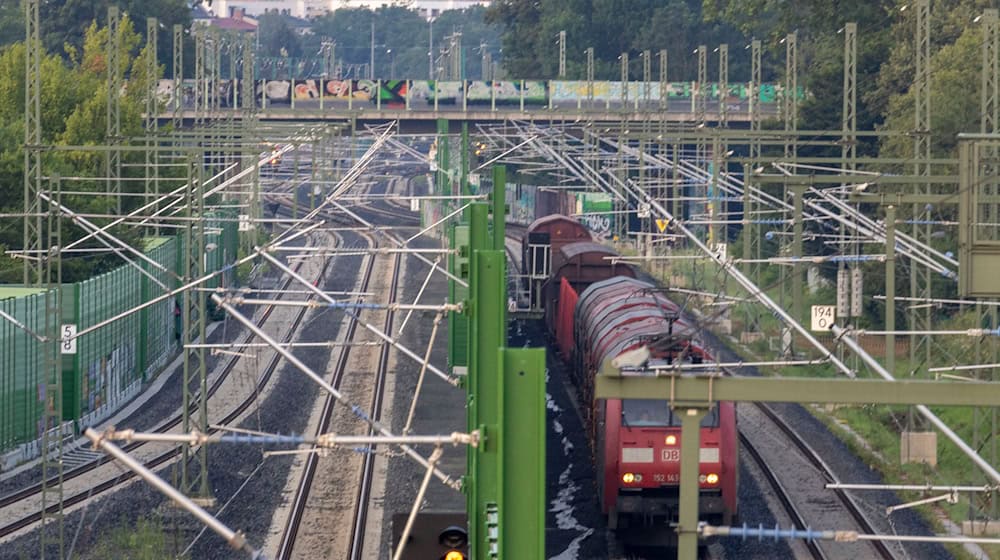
[658,49,667,110]
[106,6,122,215]
[974,7,999,521]
[172,24,183,131]
[781,32,798,351]
[886,204,896,381]
[906,0,932,441]
[695,45,707,125]
[194,28,204,127]
[716,45,729,268]
[586,47,594,106]
[25,5,63,557]
[558,30,566,78]
[322,40,335,78]
[39,177,64,560]
[370,20,375,79]
[241,33,257,259]
[23,0,42,286]
[461,197,546,560]
[749,39,761,163]
[784,32,798,161]
[718,44,728,126]
[746,38,762,336]
[480,41,490,81]
[181,153,213,506]
[620,52,629,106]
[428,18,434,80]
[642,49,651,106]
[695,45,708,256]
[840,23,858,329]
[449,33,463,80]
[145,18,159,236]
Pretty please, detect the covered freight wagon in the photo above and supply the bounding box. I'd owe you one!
[543,241,634,335]
[521,214,592,310]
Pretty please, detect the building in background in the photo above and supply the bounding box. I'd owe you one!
[408,1,491,20]
[200,0,490,20]
[205,8,259,33]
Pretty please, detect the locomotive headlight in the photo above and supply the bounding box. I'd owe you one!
[665,435,677,446]
[705,473,719,485]
[622,472,635,484]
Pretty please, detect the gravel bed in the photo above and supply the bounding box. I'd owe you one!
[0,233,363,560]
[376,232,467,558]
[694,313,951,559]
[186,233,365,559]
[511,318,609,559]
[0,246,293,499]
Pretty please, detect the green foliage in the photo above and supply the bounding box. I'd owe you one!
[83,516,185,560]
[257,11,303,59]
[0,1,191,73]
[880,24,983,160]
[487,0,750,80]
[0,11,163,284]
[39,0,191,71]
[702,0,993,162]
[306,6,500,80]
[0,2,19,51]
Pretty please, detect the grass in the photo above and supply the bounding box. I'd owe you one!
[83,517,187,560]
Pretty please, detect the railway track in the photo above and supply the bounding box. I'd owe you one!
[504,219,903,559]
[272,230,381,559]
[275,178,410,559]
[738,401,898,560]
[0,188,337,543]
[348,250,400,560]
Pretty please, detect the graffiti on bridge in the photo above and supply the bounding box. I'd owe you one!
[156,79,800,109]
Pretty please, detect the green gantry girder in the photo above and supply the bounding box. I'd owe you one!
[595,361,1000,560]
[457,184,544,559]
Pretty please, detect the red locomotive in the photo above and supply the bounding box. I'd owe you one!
[523,214,738,545]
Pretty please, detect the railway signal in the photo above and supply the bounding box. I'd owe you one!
[390,513,468,560]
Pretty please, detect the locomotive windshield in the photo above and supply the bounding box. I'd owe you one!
[622,399,719,428]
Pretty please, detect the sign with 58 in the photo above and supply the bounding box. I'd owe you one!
[61,324,77,355]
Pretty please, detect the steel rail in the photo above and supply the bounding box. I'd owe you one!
[0,227,332,539]
[749,403,898,560]
[275,231,381,560]
[737,431,829,560]
[350,249,402,560]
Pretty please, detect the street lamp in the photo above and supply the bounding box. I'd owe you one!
[387,48,395,79]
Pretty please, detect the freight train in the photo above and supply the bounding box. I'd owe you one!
[522,214,738,545]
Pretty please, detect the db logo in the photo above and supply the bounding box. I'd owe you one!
[661,449,680,462]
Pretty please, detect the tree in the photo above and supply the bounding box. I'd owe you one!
[0,0,191,73]
[866,0,987,126]
[0,12,155,283]
[308,6,500,80]
[257,11,302,59]
[0,2,19,47]
[487,0,751,81]
[485,0,543,77]
[879,25,982,161]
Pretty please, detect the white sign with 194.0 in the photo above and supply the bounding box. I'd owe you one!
[810,306,836,331]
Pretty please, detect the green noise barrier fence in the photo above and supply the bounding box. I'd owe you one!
[0,289,49,457]
[1,215,239,461]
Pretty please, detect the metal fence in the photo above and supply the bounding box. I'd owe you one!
[0,289,48,454]
[1,222,239,458]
